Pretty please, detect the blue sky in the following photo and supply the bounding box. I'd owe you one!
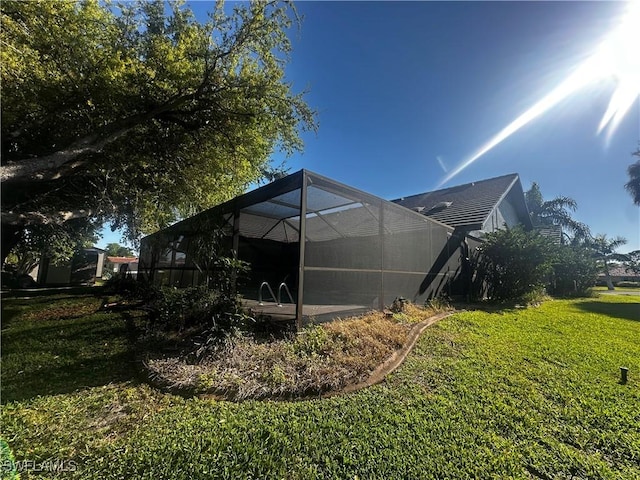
[99,1,639,252]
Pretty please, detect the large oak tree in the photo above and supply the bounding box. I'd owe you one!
[1,0,315,263]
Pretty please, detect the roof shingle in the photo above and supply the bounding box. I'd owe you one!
[392,173,525,229]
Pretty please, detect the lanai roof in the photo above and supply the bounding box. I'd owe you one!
[142,169,454,244]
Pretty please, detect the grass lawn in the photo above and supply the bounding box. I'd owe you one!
[1,293,639,479]
[593,285,640,292]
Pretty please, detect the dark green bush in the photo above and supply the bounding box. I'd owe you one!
[471,228,602,301]
[103,274,159,301]
[549,244,599,297]
[148,285,246,331]
[104,273,249,333]
[472,226,556,302]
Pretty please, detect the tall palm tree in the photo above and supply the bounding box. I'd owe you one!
[525,183,590,241]
[625,150,640,206]
[589,234,628,290]
[624,250,640,275]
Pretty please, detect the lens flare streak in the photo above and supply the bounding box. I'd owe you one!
[438,1,640,188]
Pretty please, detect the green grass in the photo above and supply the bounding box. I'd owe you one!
[593,285,640,292]
[1,294,639,479]
[1,293,140,402]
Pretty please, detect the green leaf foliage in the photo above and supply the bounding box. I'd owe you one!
[104,243,135,257]
[624,250,640,276]
[588,234,628,290]
[1,0,316,245]
[0,438,19,480]
[549,243,599,297]
[5,218,100,275]
[473,226,557,302]
[525,182,590,240]
[625,149,640,206]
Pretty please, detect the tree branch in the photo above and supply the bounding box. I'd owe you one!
[1,209,93,226]
[1,93,200,184]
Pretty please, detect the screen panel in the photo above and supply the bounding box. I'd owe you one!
[304,236,381,270]
[302,269,381,309]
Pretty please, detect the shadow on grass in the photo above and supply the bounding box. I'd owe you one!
[575,300,640,322]
[1,308,142,403]
[1,306,25,325]
[0,293,105,330]
[2,352,137,403]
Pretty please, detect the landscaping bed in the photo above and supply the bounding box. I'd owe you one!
[144,303,444,400]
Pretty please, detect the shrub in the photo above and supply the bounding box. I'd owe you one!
[291,325,330,357]
[472,226,556,302]
[391,296,409,313]
[148,285,244,331]
[103,274,159,301]
[105,271,250,333]
[424,294,452,311]
[549,244,599,297]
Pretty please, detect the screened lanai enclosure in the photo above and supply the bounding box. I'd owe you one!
[139,170,470,328]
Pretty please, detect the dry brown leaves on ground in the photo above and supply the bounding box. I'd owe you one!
[146,305,442,400]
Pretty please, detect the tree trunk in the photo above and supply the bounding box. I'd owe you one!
[605,275,615,290]
[603,260,615,290]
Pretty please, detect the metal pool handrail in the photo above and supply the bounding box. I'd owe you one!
[258,281,277,305]
[277,282,294,306]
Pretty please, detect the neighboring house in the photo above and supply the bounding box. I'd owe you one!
[392,173,533,236]
[35,247,106,285]
[140,170,533,326]
[597,265,640,285]
[105,256,139,278]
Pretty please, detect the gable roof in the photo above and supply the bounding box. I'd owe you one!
[392,173,532,230]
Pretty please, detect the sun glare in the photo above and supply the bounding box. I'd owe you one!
[438,0,640,188]
[592,0,640,142]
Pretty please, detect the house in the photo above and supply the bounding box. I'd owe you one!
[139,170,532,326]
[105,256,139,278]
[392,173,532,236]
[597,265,640,285]
[35,247,106,285]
